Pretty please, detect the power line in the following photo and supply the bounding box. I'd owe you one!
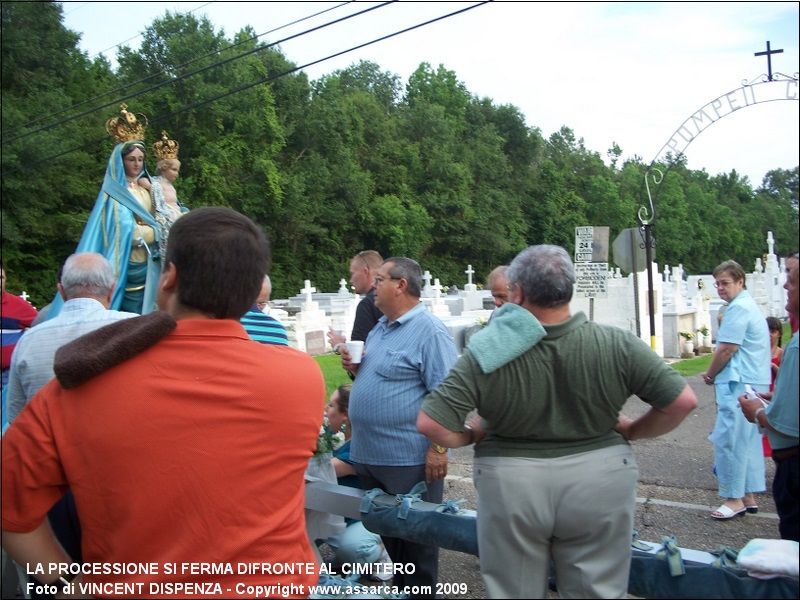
[90,2,215,61]
[149,1,491,127]
[15,1,490,172]
[5,1,381,144]
[7,1,353,137]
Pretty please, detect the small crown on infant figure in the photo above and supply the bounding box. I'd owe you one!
[152,130,180,161]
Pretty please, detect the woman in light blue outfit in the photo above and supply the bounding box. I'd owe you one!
[48,108,160,318]
[703,260,771,520]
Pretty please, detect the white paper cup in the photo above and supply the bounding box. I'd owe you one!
[346,340,365,363]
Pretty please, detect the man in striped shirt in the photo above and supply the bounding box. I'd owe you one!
[241,274,288,346]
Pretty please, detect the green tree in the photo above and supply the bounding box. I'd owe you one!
[1,1,116,304]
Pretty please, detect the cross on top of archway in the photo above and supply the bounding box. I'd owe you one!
[754,41,783,82]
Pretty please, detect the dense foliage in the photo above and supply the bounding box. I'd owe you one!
[2,4,798,304]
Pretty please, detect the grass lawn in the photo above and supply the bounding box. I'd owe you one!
[671,354,712,377]
[314,353,352,397]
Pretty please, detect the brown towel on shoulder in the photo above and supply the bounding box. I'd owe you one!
[54,311,176,389]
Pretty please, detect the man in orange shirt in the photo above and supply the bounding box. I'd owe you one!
[2,208,325,598]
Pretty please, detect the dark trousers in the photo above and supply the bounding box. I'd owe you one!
[773,452,799,541]
[355,463,443,599]
[30,491,82,600]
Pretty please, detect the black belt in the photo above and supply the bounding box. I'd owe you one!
[772,446,799,463]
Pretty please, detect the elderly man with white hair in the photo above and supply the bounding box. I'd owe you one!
[5,252,136,570]
[7,252,137,423]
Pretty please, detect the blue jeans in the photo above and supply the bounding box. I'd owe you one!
[355,463,443,598]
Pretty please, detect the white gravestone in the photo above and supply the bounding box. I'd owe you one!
[422,270,434,298]
[291,280,330,355]
[464,264,477,292]
[422,278,451,318]
[460,264,483,310]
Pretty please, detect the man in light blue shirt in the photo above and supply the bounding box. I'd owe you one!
[341,257,457,597]
[7,253,137,423]
[703,260,770,519]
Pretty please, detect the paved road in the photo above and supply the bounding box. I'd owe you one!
[437,374,779,599]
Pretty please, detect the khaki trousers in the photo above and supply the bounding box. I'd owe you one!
[474,445,638,599]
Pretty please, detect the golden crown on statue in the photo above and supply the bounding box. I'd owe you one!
[152,130,180,160]
[105,104,148,143]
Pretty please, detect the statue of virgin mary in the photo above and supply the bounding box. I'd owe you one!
[48,105,161,317]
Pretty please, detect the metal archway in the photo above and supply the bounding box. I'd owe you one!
[637,70,799,349]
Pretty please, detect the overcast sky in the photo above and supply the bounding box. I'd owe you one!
[62,1,799,186]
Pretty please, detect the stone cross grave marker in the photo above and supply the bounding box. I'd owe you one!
[465,265,475,285]
[432,278,443,298]
[422,270,433,297]
[302,280,316,306]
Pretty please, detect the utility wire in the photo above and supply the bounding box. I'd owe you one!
[16,1,490,172]
[6,1,353,137]
[90,2,214,60]
[4,1,392,145]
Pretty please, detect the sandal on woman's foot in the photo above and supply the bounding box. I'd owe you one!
[745,505,759,514]
[711,504,746,520]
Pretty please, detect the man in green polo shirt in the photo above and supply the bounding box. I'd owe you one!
[418,244,697,599]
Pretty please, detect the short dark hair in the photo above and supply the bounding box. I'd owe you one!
[766,316,783,348]
[508,245,575,307]
[165,207,270,318]
[385,257,423,298]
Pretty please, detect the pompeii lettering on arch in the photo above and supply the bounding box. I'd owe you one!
[655,79,798,167]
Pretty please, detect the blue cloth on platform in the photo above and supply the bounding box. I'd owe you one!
[47,142,160,318]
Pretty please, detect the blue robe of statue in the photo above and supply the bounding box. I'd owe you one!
[48,142,161,317]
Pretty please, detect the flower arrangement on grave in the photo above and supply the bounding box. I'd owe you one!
[698,325,709,337]
[314,419,346,456]
[475,316,489,328]
[679,331,694,341]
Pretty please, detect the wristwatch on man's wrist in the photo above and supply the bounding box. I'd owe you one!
[430,443,448,454]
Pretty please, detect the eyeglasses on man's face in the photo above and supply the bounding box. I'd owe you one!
[713,280,737,288]
[374,275,402,286]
